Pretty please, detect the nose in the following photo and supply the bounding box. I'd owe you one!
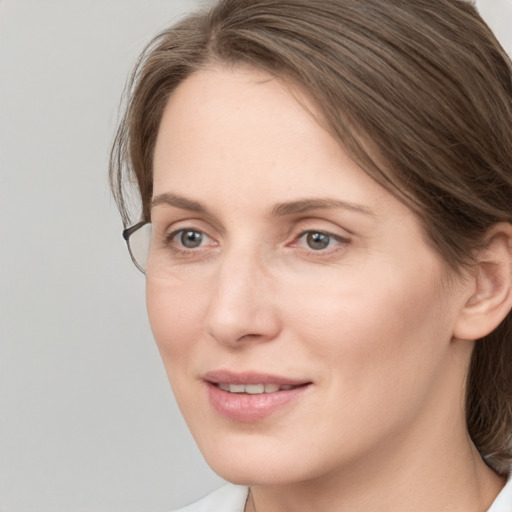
[205,249,281,347]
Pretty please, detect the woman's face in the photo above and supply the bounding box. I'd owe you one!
[148,65,471,486]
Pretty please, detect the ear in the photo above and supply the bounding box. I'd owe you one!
[453,223,512,341]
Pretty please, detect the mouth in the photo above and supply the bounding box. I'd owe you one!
[203,371,312,422]
[215,382,307,394]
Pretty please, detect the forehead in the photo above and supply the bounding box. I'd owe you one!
[153,65,319,172]
[153,66,381,202]
[150,64,418,232]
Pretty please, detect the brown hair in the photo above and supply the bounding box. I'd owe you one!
[110,0,512,473]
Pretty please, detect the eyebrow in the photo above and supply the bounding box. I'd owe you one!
[151,193,206,213]
[151,193,374,217]
[271,198,374,217]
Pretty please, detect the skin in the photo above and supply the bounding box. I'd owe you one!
[147,65,505,512]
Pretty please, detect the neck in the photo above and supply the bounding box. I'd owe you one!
[246,413,505,512]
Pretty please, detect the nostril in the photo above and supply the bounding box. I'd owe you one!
[238,333,264,341]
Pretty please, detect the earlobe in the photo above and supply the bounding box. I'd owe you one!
[453,223,512,341]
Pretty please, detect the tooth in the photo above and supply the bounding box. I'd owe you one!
[245,384,265,394]
[219,383,295,394]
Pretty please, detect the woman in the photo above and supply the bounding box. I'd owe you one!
[110,0,512,510]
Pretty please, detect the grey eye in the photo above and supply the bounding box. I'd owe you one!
[306,232,331,250]
[180,230,204,248]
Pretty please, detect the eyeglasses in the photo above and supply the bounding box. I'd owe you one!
[122,221,152,273]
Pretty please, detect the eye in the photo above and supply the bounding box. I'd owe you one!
[295,230,348,252]
[168,228,213,250]
[179,229,204,248]
[304,232,331,250]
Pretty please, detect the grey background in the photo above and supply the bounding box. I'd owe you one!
[0,1,511,511]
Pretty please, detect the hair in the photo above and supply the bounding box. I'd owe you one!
[110,0,512,474]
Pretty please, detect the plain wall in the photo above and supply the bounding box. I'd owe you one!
[0,1,511,511]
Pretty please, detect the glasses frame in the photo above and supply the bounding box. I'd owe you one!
[122,221,150,274]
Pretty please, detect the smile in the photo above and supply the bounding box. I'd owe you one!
[204,371,312,422]
[217,383,297,394]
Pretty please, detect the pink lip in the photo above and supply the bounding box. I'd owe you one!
[204,370,308,386]
[203,370,312,422]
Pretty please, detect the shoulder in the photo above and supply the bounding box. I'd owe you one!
[488,474,512,512]
[170,485,249,512]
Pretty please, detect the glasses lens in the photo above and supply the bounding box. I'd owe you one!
[128,223,152,273]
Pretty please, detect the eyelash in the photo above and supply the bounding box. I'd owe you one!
[165,228,217,255]
[164,228,350,257]
[292,230,350,256]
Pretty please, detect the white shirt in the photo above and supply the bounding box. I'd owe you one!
[171,476,512,512]
[172,485,248,512]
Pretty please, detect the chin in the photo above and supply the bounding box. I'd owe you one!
[209,459,305,487]
[196,434,330,487]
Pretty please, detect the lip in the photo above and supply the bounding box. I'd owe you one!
[204,370,309,386]
[203,370,312,422]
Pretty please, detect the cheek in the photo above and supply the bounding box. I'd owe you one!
[146,278,208,370]
[271,262,456,463]
[146,277,215,423]
[282,257,453,389]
